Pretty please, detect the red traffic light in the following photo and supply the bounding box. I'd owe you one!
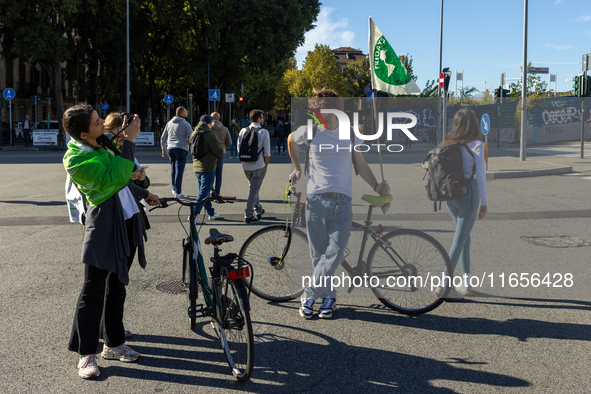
[239,96,244,102]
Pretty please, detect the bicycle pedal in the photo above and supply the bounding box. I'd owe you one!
[188,303,210,318]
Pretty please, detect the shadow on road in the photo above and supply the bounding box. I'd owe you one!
[97,317,530,392]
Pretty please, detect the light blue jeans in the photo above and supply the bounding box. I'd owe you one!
[304,194,353,298]
[445,181,480,277]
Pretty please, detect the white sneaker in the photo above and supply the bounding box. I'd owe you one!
[208,212,220,220]
[77,354,100,379]
[173,191,188,198]
[299,295,315,319]
[445,288,465,302]
[455,285,474,296]
[318,298,336,319]
[188,215,203,224]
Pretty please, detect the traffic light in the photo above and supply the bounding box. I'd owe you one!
[494,87,501,104]
[502,88,510,97]
[573,75,581,97]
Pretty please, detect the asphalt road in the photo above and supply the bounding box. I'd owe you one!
[0,143,590,393]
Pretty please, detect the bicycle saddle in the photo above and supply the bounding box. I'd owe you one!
[362,194,393,207]
[205,228,234,245]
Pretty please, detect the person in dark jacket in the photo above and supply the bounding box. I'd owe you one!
[63,105,161,379]
[190,115,224,224]
[229,118,241,158]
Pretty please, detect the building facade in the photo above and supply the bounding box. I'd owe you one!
[331,47,367,71]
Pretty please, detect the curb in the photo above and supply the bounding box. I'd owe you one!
[486,166,573,179]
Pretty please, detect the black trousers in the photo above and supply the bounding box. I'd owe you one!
[68,225,136,355]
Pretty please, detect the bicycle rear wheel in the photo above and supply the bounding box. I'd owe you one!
[217,278,254,382]
[239,225,308,302]
[367,229,452,315]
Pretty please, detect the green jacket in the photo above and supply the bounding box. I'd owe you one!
[190,122,223,173]
[63,139,135,206]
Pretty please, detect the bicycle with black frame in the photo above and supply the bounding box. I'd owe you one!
[151,196,254,382]
[239,181,453,315]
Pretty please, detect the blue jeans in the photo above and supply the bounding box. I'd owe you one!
[304,194,353,298]
[194,171,215,216]
[168,148,188,194]
[445,182,480,277]
[214,153,225,195]
[276,137,286,153]
[230,138,238,157]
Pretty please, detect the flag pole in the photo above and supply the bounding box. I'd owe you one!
[371,90,385,182]
[368,17,385,183]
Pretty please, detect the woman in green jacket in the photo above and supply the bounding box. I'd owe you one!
[63,105,160,379]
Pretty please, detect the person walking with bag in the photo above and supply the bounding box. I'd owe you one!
[189,115,223,224]
[161,107,192,198]
[436,108,488,300]
[237,109,271,223]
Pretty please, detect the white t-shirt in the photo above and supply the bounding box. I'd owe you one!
[293,125,362,197]
[462,140,488,206]
[238,124,271,171]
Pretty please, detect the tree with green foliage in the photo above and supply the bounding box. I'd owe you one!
[508,62,548,97]
[342,58,371,97]
[297,44,344,96]
[0,0,96,130]
[421,80,438,97]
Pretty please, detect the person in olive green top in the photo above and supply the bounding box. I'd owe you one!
[190,115,223,224]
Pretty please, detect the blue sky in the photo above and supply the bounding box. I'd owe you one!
[295,0,591,95]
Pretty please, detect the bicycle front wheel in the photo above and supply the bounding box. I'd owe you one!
[367,229,452,315]
[239,225,308,302]
[218,279,254,382]
[183,241,198,331]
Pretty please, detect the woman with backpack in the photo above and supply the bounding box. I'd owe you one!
[437,108,488,300]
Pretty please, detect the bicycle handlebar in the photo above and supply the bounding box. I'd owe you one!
[149,196,236,211]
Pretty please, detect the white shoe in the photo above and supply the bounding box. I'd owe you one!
[188,215,204,224]
[455,285,474,296]
[208,212,220,220]
[173,191,188,198]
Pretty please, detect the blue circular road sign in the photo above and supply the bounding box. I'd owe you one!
[164,94,174,104]
[3,88,15,100]
[480,113,490,136]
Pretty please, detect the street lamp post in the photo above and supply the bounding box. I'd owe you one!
[126,0,130,113]
[520,0,528,161]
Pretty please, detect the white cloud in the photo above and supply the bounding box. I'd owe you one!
[295,7,356,67]
[577,15,591,22]
[545,43,574,50]
[554,0,563,4]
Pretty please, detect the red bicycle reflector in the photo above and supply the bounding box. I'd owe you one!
[228,267,250,280]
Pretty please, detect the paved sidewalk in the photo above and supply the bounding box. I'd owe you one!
[485,141,591,179]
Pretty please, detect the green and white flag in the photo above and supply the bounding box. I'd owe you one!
[369,17,420,96]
